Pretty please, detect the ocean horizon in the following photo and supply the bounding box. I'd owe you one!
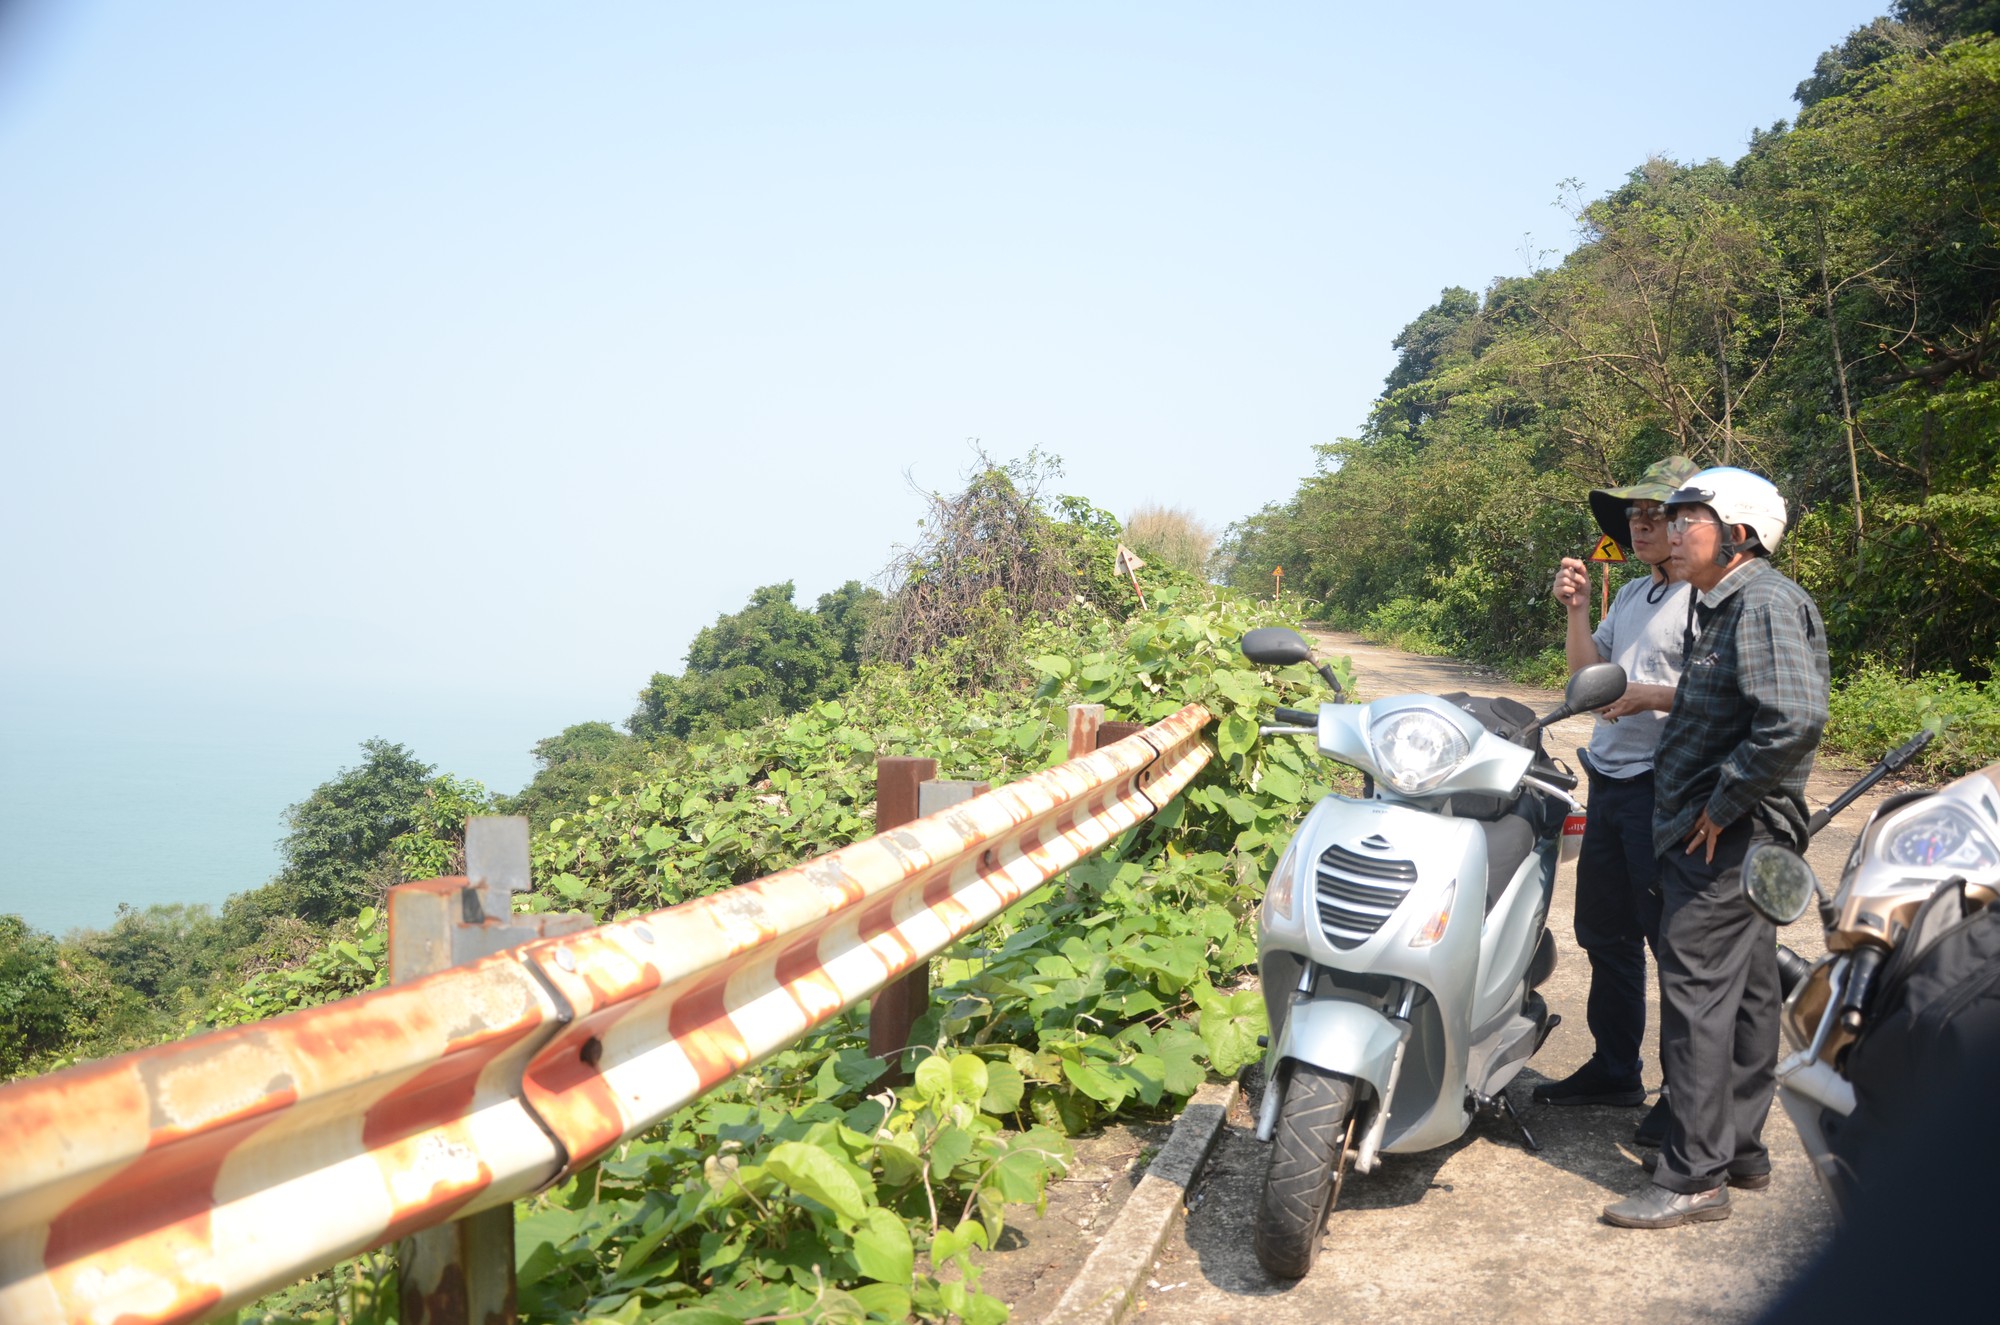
[0,669,619,937]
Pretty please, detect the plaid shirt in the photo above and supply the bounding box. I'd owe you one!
[1652,558,1831,857]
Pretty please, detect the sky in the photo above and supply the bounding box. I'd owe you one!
[2,0,1886,727]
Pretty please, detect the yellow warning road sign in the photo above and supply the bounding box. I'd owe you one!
[1589,534,1626,563]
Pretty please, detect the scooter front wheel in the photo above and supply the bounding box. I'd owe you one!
[1254,1062,1357,1279]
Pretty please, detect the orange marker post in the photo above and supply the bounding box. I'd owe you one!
[1272,565,1283,600]
[1588,534,1626,620]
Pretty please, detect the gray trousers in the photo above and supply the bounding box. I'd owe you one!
[1652,819,1780,1193]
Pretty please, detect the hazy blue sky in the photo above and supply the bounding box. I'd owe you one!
[3,1,1884,724]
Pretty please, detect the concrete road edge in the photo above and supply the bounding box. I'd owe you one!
[1042,1079,1240,1325]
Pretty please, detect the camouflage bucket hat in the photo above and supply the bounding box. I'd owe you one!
[1589,454,1700,550]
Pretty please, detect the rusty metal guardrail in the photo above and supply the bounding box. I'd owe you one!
[0,704,1211,1325]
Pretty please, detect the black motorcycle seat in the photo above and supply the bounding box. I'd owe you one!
[1481,815,1535,915]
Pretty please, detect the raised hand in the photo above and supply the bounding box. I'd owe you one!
[1552,557,1591,611]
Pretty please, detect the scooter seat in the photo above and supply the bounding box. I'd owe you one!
[1480,815,1535,915]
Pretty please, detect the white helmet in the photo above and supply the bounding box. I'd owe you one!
[1664,466,1789,557]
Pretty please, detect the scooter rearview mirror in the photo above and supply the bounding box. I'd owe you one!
[1521,662,1628,737]
[1742,843,1819,925]
[1239,628,1314,667]
[1565,662,1628,714]
[1241,627,1347,700]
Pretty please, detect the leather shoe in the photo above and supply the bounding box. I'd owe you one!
[1641,1153,1771,1190]
[1602,1183,1732,1228]
[1634,1096,1672,1147]
[1531,1059,1646,1107]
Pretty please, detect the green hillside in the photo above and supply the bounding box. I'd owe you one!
[1219,10,2000,778]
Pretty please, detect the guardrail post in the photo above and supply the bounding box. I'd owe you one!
[1066,703,1104,759]
[1068,703,1143,757]
[1096,720,1145,748]
[868,756,935,1076]
[867,771,989,1078]
[388,816,589,1325]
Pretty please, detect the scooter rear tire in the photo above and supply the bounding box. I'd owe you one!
[1254,1062,1356,1279]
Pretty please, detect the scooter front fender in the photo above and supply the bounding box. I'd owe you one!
[1258,995,1409,1141]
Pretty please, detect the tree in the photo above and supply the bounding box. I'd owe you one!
[1534,159,1788,468]
[504,721,653,829]
[275,739,437,922]
[630,581,886,742]
[1795,17,1928,107]
[1382,287,1484,423]
[75,903,230,1004]
[0,916,73,1078]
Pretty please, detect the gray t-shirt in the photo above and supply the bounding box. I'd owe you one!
[1585,573,1691,779]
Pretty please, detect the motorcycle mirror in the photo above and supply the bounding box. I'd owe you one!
[1240,628,1314,667]
[1522,663,1629,736]
[1742,843,1819,925]
[1241,627,1347,700]
[1565,662,1629,714]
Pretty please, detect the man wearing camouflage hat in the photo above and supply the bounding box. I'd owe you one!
[1534,456,1697,1151]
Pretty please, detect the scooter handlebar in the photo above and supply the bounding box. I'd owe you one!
[1528,763,1578,792]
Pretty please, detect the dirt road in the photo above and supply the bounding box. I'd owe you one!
[1131,631,1890,1325]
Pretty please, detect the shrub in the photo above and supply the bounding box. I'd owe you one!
[1360,595,1455,657]
[1824,659,2000,780]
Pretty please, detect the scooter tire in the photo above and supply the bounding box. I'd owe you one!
[1254,1062,1357,1279]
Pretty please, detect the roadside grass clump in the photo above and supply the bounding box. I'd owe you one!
[1824,659,2000,780]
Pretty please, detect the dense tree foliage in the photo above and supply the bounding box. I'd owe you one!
[272,739,484,922]
[630,581,885,742]
[1222,31,2000,692]
[0,917,74,1077]
[503,721,654,830]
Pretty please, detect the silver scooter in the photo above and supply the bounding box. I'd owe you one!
[1239,627,1627,1277]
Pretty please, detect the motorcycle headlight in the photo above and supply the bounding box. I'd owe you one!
[1264,839,1303,923]
[1881,805,2000,873]
[1369,708,1471,794]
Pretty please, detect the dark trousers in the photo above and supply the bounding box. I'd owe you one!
[1573,769,1664,1079]
[1652,818,1780,1193]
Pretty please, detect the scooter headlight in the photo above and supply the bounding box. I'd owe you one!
[1264,839,1303,923]
[1369,708,1471,794]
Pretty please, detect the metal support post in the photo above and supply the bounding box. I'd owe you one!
[864,773,990,1078]
[868,757,936,1076]
[389,817,591,1325]
[1096,721,1145,748]
[1066,704,1104,760]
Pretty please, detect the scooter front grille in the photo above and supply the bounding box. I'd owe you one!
[1316,843,1419,948]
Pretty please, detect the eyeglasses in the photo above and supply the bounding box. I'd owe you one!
[1624,505,1667,527]
[1668,513,1720,535]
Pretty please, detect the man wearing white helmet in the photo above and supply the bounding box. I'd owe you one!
[1603,466,1829,1230]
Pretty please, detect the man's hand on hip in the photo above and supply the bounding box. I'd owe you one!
[1684,810,1727,864]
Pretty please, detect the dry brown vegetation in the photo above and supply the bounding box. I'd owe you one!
[1123,504,1217,579]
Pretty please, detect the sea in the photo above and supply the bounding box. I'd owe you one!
[0,671,610,937]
